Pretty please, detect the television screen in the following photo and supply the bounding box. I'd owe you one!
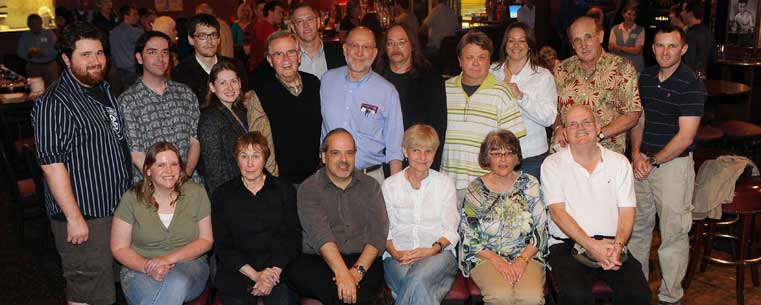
[509,5,521,19]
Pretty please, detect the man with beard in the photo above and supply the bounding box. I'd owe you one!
[374,23,446,170]
[320,26,404,183]
[32,21,132,305]
[119,31,202,184]
[285,129,388,305]
[291,3,345,79]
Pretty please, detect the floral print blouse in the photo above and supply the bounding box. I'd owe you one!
[459,172,548,276]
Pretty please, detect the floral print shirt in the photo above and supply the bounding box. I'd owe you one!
[554,51,643,154]
[459,173,548,276]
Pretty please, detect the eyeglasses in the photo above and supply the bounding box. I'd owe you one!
[268,49,299,60]
[193,32,220,41]
[292,16,316,27]
[346,43,375,52]
[144,49,171,57]
[488,150,517,159]
[385,39,408,49]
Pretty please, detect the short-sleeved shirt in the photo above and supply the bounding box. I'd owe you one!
[114,181,211,259]
[17,29,58,63]
[554,51,643,154]
[297,169,389,256]
[320,67,404,169]
[441,73,527,190]
[639,63,706,153]
[540,144,636,246]
[118,79,201,182]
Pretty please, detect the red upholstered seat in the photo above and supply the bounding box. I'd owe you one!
[465,277,481,296]
[299,297,323,305]
[213,295,223,305]
[17,178,36,201]
[183,286,210,305]
[14,137,34,154]
[718,120,761,138]
[590,280,614,295]
[722,177,761,214]
[445,273,470,300]
[697,125,724,142]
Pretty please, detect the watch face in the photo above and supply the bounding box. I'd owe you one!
[598,132,605,139]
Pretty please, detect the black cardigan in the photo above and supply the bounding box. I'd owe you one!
[197,104,248,193]
[210,175,302,297]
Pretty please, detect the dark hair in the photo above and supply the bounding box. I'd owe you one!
[204,61,244,110]
[457,30,493,58]
[133,141,188,211]
[118,5,135,19]
[374,23,432,78]
[360,13,382,38]
[684,0,705,20]
[27,14,42,27]
[263,1,283,17]
[495,22,541,72]
[57,21,105,58]
[393,0,410,10]
[670,3,683,15]
[139,8,156,18]
[655,25,687,44]
[135,31,173,75]
[478,129,522,169]
[320,128,356,153]
[234,131,271,162]
[187,13,219,36]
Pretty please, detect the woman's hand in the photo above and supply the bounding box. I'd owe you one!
[148,264,174,281]
[503,82,524,100]
[251,280,273,296]
[399,247,437,266]
[144,256,175,275]
[489,256,513,282]
[506,259,528,285]
[391,249,409,263]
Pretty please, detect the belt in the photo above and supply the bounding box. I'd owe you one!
[641,149,690,159]
[362,164,382,173]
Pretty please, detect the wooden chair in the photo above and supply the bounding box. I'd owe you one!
[0,141,45,244]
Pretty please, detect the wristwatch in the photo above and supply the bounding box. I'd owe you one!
[352,264,366,276]
[432,241,444,253]
[598,131,605,141]
[647,156,660,168]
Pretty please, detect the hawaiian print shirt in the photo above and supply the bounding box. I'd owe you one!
[554,51,643,154]
[459,173,548,276]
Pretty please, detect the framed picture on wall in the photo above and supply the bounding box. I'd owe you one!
[727,0,756,46]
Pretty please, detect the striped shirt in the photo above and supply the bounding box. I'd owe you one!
[639,63,706,153]
[32,69,132,218]
[441,73,527,190]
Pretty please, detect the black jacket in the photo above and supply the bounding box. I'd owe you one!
[172,55,249,105]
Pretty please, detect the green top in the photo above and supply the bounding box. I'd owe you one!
[115,181,211,259]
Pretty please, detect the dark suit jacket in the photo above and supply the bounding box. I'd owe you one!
[323,40,346,69]
[171,55,249,105]
[197,104,248,193]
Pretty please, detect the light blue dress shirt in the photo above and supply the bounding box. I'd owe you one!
[320,66,404,169]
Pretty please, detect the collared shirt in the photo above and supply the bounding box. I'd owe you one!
[299,41,329,79]
[118,78,201,182]
[17,29,57,63]
[422,3,458,49]
[320,67,404,169]
[381,168,459,259]
[490,62,558,158]
[441,73,527,190]
[32,69,132,218]
[297,169,389,255]
[109,22,144,70]
[460,173,547,276]
[275,72,303,96]
[541,144,636,246]
[195,53,218,75]
[554,51,643,154]
[683,23,715,74]
[639,63,706,153]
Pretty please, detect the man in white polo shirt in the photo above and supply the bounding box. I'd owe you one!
[540,105,650,305]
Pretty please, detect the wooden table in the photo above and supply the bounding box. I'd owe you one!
[704,79,752,121]
[715,58,761,124]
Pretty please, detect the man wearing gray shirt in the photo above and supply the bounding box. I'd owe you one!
[18,14,59,87]
[285,128,388,305]
[109,5,143,91]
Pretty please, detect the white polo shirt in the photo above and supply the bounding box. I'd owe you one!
[540,144,636,246]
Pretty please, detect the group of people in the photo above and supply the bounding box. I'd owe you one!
[30,1,708,305]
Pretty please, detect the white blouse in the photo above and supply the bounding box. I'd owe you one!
[381,168,460,259]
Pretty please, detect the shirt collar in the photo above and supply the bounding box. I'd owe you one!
[454,72,497,92]
[563,143,607,170]
[195,53,218,75]
[61,68,112,97]
[317,168,363,190]
[275,72,303,96]
[344,69,374,88]
[300,40,325,60]
[401,167,433,190]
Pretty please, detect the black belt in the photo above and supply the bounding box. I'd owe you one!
[641,149,690,158]
[362,164,382,173]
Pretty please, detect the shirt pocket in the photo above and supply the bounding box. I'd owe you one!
[353,113,384,138]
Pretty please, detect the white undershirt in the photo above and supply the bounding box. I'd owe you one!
[158,212,174,228]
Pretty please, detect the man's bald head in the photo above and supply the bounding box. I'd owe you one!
[563,104,597,126]
[569,16,603,36]
[346,26,376,46]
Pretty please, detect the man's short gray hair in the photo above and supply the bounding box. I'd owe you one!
[266,30,299,55]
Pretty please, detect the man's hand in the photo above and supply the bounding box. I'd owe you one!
[349,266,364,283]
[66,216,89,244]
[334,269,358,304]
[632,154,653,181]
[27,47,42,58]
[553,127,568,149]
[398,247,437,266]
[584,239,617,270]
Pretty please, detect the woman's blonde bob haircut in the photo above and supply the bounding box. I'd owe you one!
[402,124,440,151]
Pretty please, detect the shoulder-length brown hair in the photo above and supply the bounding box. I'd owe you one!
[132,141,188,211]
[373,23,432,78]
[494,22,541,72]
[203,61,245,113]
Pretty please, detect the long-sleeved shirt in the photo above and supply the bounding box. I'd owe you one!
[490,62,558,158]
[297,169,389,256]
[17,29,57,63]
[109,22,144,70]
[381,168,459,260]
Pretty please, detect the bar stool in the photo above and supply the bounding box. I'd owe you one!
[717,120,761,164]
[696,125,725,147]
[685,177,761,305]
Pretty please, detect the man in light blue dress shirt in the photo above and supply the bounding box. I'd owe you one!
[320,26,404,183]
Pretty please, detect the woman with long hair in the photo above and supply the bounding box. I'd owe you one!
[111,141,213,305]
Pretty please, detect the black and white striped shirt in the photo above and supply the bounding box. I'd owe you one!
[32,69,132,218]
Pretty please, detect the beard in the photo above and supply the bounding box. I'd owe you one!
[70,61,107,87]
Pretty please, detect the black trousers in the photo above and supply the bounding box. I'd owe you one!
[548,243,651,305]
[218,283,298,305]
[285,254,384,305]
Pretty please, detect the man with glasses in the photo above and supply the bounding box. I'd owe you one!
[249,31,322,188]
[118,31,202,184]
[320,26,404,183]
[172,13,248,104]
[290,3,345,79]
[552,16,642,155]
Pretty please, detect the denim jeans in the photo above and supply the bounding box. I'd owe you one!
[383,251,458,305]
[518,152,547,181]
[121,256,209,305]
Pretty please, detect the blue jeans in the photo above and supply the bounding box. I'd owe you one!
[383,251,458,305]
[518,152,548,181]
[121,256,209,305]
